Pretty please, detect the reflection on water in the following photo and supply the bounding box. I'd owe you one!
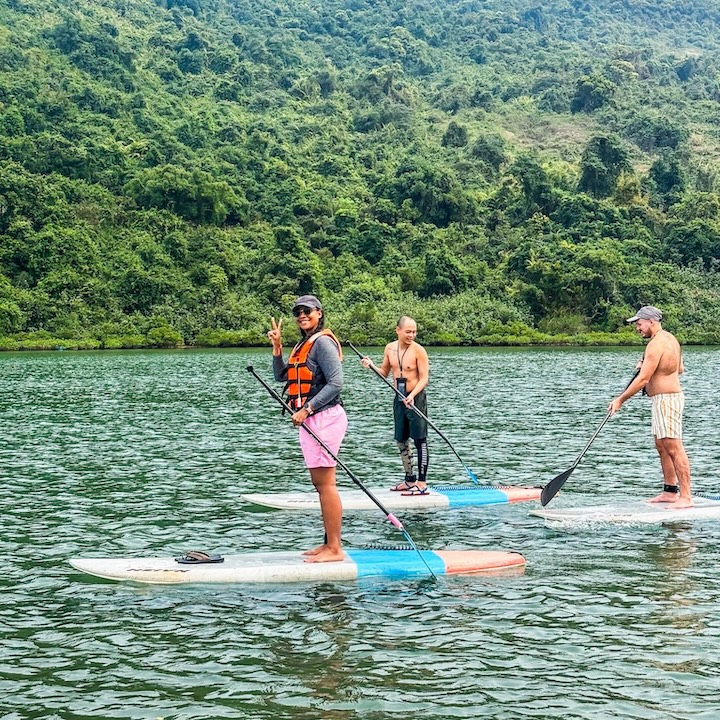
[642,527,703,636]
[645,526,697,578]
[1,346,719,719]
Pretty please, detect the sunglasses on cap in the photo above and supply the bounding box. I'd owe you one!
[292,306,316,317]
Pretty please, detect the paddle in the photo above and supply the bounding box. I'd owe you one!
[347,341,480,485]
[540,369,641,506]
[246,365,437,579]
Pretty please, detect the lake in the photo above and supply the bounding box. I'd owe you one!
[2,346,719,719]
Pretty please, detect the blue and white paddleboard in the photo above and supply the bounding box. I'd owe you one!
[241,485,541,511]
[69,549,526,584]
[531,496,720,524]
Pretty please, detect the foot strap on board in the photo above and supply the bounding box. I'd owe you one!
[663,484,680,494]
[175,551,225,564]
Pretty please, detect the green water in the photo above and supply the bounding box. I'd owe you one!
[2,346,719,719]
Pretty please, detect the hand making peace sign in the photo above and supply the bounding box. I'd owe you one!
[267,316,283,352]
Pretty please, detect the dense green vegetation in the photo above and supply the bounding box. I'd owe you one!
[1,0,719,349]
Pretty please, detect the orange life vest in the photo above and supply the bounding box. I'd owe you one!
[284,329,343,410]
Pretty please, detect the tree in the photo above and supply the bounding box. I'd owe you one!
[377,161,476,227]
[441,121,468,148]
[421,244,468,297]
[124,165,248,225]
[471,134,507,172]
[578,134,632,198]
[664,217,720,268]
[626,114,689,152]
[0,276,25,333]
[648,151,687,205]
[571,73,617,113]
[499,155,556,222]
[0,106,25,137]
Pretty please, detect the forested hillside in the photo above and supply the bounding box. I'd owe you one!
[1,0,719,349]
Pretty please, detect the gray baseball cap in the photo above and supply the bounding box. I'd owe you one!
[626,305,663,322]
[292,294,323,310]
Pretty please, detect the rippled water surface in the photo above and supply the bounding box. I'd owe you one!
[2,346,719,719]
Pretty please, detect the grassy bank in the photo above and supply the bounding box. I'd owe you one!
[2,326,717,352]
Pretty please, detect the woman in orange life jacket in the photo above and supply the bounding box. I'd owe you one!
[267,294,347,563]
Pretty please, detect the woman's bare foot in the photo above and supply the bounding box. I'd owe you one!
[302,544,327,556]
[304,547,344,563]
[647,491,678,503]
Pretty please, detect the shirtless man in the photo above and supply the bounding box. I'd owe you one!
[608,306,692,508]
[361,317,430,495]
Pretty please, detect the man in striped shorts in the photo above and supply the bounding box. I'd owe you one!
[608,306,692,508]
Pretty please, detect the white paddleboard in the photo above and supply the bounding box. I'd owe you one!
[69,548,526,584]
[241,484,541,511]
[530,496,720,524]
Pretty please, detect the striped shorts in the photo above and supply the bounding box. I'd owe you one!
[651,392,684,439]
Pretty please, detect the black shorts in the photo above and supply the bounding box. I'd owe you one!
[394,390,428,442]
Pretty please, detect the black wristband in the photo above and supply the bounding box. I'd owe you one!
[663,483,679,493]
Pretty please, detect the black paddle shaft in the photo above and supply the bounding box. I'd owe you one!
[540,369,641,506]
[346,341,480,484]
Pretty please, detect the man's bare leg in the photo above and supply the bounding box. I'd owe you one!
[305,467,344,562]
[661,438,693,509]
[648,439,680,503]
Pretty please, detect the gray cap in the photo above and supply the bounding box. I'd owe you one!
[626,305,663,323]
[293,294,323,310]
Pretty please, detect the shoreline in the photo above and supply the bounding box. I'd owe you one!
[1,334,718,352]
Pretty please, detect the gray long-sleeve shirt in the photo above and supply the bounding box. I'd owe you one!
[273,334,343,412]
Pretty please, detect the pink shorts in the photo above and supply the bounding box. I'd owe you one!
[298,404,348,468]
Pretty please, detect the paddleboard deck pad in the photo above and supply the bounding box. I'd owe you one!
[531,496,720,525]
[69,549,526,584]
[241,485,541,511]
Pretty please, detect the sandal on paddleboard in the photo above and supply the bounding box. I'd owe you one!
[401,485,430,496]
[175,551,225,564]
[390,476,418,491]
[390,481,414,492]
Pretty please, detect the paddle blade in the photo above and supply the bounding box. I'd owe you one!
[466,467,480,485]
[540,467,574,506]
